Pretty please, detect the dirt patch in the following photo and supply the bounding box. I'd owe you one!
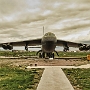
[0,58,90,67]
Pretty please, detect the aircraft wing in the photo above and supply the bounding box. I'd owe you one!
[57,39,90,51]
[57,39,81,47]
[0,38,42,50]
[13,38,41,46]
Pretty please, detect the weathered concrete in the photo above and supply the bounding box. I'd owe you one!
[27,64,90,68]
[27,64,90,90]
[36,67,74,90]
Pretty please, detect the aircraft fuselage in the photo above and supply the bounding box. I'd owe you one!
[41,32,57,53]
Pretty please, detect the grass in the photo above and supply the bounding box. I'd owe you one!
[57,51,90,57]
[63,68,90,90]
[0,51,36,57]
[0,50,90,57]
[0,66,44,90]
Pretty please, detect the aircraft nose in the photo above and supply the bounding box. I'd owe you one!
[43,37,57,42]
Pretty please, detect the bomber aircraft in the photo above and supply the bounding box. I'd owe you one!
[0,32,90,58]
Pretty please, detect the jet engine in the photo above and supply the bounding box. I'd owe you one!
[79,44,90,51]
[2,43,13,50]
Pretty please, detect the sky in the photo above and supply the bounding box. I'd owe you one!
[0,0,90,44]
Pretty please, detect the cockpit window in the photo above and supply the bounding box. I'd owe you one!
[44,32,55,37]
[45,33,48,36]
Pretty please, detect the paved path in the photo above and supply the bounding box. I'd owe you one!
[36,67,74,90]
[27,64,90,90]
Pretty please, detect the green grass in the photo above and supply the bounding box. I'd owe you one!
[57,51,90,57]
[0,50,90,57]
[0,66,44,90]
[0,51,36,57]
[63,68,90,90]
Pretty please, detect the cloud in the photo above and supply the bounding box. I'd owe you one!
[0,0,90,43]
[0,0,26,15]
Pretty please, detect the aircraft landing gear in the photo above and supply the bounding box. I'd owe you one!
[42,52,45,58]
[37,51,55,58]
[25,45,28,51]
[39,53,42,58]
[52,53,54,58]
[39,52,45,58]
[47,53,54,58]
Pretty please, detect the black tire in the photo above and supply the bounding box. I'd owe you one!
[49,53,52,58]
[52,53,54,58]
[39,53,42,58]
[42,52,45,58]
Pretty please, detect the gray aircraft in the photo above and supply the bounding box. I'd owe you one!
[0,32,90,58]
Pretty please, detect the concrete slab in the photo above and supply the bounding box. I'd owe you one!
[27,64,90,69]
[36,67,74,90]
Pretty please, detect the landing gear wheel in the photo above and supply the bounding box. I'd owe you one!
[52,53,54,58]
[49,53,53,58]
[39,53,42,58]
[48,53,51,58]
[42,52,45,58]
[46,53,54,58]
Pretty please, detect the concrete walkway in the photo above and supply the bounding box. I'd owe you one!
[36,67,74,90]
[27,64,90,90]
